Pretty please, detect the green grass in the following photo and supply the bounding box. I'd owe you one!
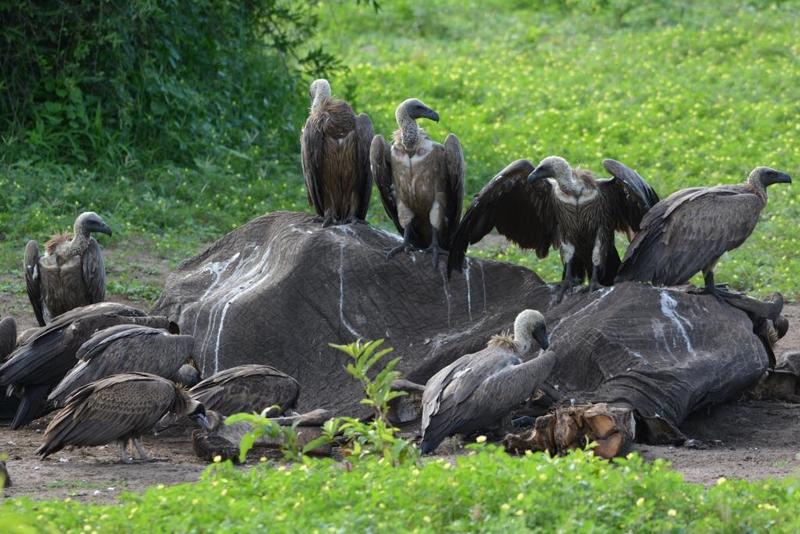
[317,0,800,297]
[2,1,799,300]
[3,447,800,532]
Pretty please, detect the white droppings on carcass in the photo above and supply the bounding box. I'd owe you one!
[478,262,487,312]
[439,266,452,327]
[550,287,615,336]
[464,257,473,321]
[338,242,363,339]
[196,243,277,374]
[659,290,695,355]
[373,227,404,243]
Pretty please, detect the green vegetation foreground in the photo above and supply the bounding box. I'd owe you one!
[3,448,800,532]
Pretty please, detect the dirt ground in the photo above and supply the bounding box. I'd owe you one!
[1,244,799,501]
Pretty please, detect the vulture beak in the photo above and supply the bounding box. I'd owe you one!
[98,223,113,236]
[528,167,548,184]
[191,411,210,431]
[533,328,550,351]
[422,107,440,122]
[770,172,792,185]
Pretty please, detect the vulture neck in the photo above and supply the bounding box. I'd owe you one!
[746,175,769,202]
[68,223,92,254]
[553,170,598,204]
[396,108,421,152]
[311,86,332,112]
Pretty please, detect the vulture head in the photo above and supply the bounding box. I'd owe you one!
[396,98,440,124]
[177,387,211,430]
[748,167,792,190]
[309,79,332,107]
[514,309,550,355]
[75,212,112,238]
[528,156,573,185]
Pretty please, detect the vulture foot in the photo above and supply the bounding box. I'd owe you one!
[386,243,415,260]
[555,280,574,303]
[421,244,447,268]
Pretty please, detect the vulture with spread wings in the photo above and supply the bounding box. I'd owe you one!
[370,98,464,267]
[448,156,659,299]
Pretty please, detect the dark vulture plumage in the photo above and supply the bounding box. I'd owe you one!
[190,364,300,416]
[47,324,195,409]
[301,78,374,225]
[420,309,556,454]
[371,98,464,266]
[616,166,792,293]
[0,460,9,488]
[448,156,658,298]
[173,360,201,388]
[37,372,209,462]
[25,212,112,326]
[0,317,16,360]
[0,303,172,429]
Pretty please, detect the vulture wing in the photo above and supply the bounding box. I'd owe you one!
[354,113,375,221]
[81,239,106,304]
[300,114,326,217]
[443,134,465,244]
[447,159,557,276]
[617,185,763,285]
[598,158,660,235]
[24,240,46,327]
[370,135,404,234]
[38,373,176,457]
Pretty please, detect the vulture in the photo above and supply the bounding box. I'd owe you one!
[448,156,659,298]
[371,98,464,266]
[420,309,556,454]
[301,78,374,225]
[0,302,173,428]
[190,364,300,416]
[616,166,792,294]
[37,372,209,463]
[25,212,112,326]
[47,324,195,409]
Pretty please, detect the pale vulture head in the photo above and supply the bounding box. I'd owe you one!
[396,98,440,124]
[513,309,550,355]
[528,156,574,185]
[309,79,332,107]
[747,166,792,191]
[74,212,112,238]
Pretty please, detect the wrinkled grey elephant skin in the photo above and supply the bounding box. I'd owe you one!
[154,212,770,436]
[153,211,550,416]
[540,283,770,440]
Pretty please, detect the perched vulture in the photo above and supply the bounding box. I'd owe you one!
[190,364,300,416]
[420,309,556,454]
[448,156,658,298]
[0,303,173,429]
[616,166,792,293]
[301,78,374,225]
[25,212,112,326]
[37,373,209,463]
[47,324,195,409]
[371,98,464,266]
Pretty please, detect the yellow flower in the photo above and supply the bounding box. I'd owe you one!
[716,477,727,485]
[636,498,645,507]
[668,509,677,517]
[213,455,222,463]
[476,435,487,443]
[517,493,524,501]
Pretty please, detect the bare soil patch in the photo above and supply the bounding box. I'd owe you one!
[1,245,799,501]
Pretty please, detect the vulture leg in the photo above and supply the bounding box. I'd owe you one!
[386,223,415,260]
[132,438,151,461]
[557,262,575,302]
[424,227,444,268]
[118,441,133,464]
[588,265,602,293]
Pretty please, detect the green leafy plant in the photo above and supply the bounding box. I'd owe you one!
[225,406,303,463]
[323,339,419,465]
